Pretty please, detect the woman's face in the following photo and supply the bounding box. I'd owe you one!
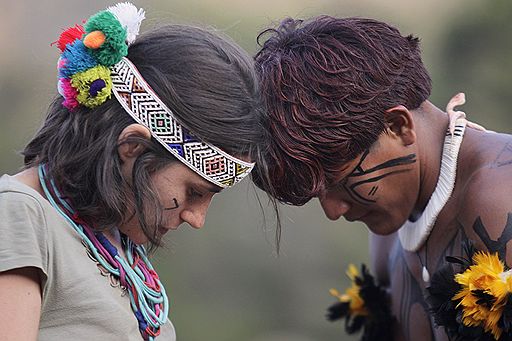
[119,162,222,244]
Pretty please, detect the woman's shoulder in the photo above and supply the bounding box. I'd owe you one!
[0,174,52,240]
[0,174,48,219]
[0,174,51,277]
[0,172,45,201]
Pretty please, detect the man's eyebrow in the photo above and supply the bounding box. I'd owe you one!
[329,164,356,187]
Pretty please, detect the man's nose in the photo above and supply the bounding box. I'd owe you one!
[319,194,351,221]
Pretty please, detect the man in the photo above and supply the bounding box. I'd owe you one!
[253,16,512,340]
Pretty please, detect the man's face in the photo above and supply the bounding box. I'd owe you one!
[318,132,420,235]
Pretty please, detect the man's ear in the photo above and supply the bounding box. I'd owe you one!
[384,105,416,146]
[117,123,152,164]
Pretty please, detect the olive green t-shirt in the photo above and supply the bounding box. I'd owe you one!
[0,175,176,340]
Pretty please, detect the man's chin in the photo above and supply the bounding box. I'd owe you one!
[364,219,401,236]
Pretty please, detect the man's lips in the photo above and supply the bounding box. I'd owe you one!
[345,213,368,222]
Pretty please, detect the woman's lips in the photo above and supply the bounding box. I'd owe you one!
[158,226,177,235]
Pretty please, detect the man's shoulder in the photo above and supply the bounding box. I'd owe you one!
[456,131,512,262]
[458,130,512,199]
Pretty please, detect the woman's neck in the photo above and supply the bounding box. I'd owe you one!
[13,167,46,198]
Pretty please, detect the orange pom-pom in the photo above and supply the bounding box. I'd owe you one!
[83,30,106,49]
[53,24,85,52]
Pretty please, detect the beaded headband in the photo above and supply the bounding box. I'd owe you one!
[54,2,254,188]
[111,57,254,187]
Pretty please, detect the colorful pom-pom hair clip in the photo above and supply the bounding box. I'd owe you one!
[54,3,254,188]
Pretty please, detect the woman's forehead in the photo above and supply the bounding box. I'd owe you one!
[160,162,223,193]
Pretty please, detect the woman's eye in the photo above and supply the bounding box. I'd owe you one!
[189,188,204,198]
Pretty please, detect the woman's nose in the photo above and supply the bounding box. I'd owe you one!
[181,209,206,229]
[180,201,210,229]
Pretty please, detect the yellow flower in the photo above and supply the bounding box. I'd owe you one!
[330,264,368,316]
[452,251,512,340]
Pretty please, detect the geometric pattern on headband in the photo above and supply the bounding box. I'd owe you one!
[110,57,254,188]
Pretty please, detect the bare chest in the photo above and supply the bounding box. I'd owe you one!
[376,216,466,340]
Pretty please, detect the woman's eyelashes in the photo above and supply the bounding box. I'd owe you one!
[188,187,204,200]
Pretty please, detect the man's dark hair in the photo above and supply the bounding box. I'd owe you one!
[23,24,261,249]
[252,16,432,205]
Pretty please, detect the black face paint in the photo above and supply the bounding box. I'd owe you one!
[339,150,417,205]
[164,198,179,210]
[368,186,379,196]
[473,213,512,262]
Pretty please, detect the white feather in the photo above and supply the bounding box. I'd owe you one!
[57,79,65,97]
[107,2,145,45]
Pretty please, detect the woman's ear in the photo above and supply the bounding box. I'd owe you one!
[117,124,152,164]
[384,105,416,146]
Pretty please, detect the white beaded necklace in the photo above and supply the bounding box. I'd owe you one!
[398,118,467,257]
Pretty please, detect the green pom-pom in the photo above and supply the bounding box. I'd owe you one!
[84,10,127,66]
[71,65,113,108]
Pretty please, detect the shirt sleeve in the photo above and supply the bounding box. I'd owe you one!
[0,190,49,281]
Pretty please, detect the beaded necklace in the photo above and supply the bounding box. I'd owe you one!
[398,118,467,254]
[38,164,169,340]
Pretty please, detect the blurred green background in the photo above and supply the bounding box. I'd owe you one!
[1,0,510,340]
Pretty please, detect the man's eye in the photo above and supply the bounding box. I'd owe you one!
[331,178,348,191]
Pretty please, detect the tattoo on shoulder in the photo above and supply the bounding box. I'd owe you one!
[473,213,512,261]
[493,142,512,168]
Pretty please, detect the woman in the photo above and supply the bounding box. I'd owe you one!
[0,3,261,340]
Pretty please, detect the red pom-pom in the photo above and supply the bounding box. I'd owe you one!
[53,24,85,52]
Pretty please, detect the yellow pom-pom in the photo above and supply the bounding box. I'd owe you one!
[71,65,112,108]
[83,30,106,49]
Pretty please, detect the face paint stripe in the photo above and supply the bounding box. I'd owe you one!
[349,149,371,176]
[343,182,376,205]
[164,198,179,210]
[368,186,379,196]
[350,169,412,189]
[350,154,416,178]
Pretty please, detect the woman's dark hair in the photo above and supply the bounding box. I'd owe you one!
[23,24,261,249]
[252,16,432,206]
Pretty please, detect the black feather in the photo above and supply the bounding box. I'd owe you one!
[425,239,512,340]
[327,264,394,341]
[326,301,349,321]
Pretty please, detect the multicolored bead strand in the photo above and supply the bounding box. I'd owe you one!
[38,164,169,340]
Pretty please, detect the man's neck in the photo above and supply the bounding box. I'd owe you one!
[410,101,450,219]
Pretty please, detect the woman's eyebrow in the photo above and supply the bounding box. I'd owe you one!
[206,184,222,193]
[195,181,222,193]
